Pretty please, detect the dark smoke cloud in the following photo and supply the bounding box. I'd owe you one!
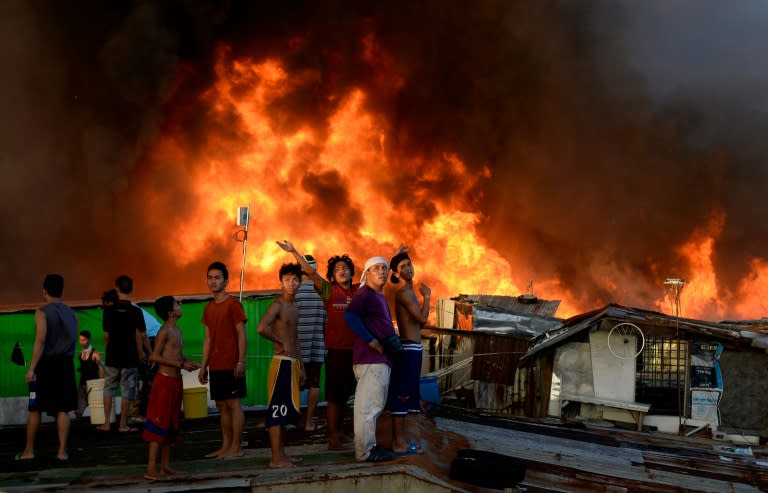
[1,1,766,320]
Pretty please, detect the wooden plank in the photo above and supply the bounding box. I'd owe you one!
[560,393,650,412]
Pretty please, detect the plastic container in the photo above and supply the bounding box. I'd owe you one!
[420,376,440,405]
[87,378,116,424]
[183,386,209,419]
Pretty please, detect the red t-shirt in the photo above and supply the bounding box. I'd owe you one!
[319,281,358,350]
[202,296,247,370]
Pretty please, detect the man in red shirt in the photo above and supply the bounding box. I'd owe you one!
[198,261,248,459]
[277,240,358,450]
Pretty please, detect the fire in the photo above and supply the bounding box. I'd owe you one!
[143,43,768,324]
[653,211,768,321]
[146,46,527,314]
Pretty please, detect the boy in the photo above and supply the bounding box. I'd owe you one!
[277,240,358,450]
[198,261,248,459]
[257,263,306,468]
[142,296,200,480]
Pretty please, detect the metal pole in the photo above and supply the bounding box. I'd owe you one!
[239,206,250,302]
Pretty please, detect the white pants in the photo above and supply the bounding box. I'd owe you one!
[353,363,391,461]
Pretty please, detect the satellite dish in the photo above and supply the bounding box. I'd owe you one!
[607,322,645,359]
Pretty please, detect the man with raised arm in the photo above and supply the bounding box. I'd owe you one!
[276,240,357,450]
[388,249,431,455]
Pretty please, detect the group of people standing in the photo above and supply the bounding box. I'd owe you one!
[276,240,431,463]
[15,240,432,476]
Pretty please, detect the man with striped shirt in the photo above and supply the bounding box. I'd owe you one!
[295,254,327,431]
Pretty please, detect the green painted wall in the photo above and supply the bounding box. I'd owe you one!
[1,295,324,406]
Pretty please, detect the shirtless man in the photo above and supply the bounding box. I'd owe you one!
[388,250,431,455]
[257,263,306,468]
[142,296,200,480]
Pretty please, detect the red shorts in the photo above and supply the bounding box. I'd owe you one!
[142,373,183,444]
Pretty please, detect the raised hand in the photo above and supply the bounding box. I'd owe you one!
[276,240,295,252]
[419,283,431,298]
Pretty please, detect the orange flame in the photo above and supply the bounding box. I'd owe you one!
[143,45,768,323]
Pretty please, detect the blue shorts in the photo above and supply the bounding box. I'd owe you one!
[388,343,423,416]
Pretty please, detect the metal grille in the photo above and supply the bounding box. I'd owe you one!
[636,337,688,415]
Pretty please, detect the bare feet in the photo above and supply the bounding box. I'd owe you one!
[14,452,34,461]
[328,433,354,450]
[95,424,110,432]
[204,448,225,458]
[144,471,167,481]
[267,458,296,469]
[218,450,245,460]
[161,466,185,476]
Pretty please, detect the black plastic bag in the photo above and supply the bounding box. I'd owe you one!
[11,341,25,366]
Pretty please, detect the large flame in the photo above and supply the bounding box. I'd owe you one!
[143,43,768,323]
[146,46,533,319]
[655,211,768,321]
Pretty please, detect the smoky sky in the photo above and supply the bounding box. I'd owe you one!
[1,0,767,318]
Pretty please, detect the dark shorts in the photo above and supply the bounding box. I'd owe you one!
[301,361,323,390]
[265,357,301,428]
[36,354,78,415]
[209,369,246,402]
[388,343,423,415]
[325,349,355,405]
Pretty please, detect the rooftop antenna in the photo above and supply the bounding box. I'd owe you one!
[663,277,685,433]
[517,279,538,304]
[235,205,250,302]
[664,278,685,328]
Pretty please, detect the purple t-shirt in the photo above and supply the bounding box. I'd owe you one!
[346,285,395,365]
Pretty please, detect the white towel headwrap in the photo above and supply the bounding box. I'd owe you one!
[359,256,388,285]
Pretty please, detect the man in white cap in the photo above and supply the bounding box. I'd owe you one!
[343,256,398,462]
[294,254,327,432]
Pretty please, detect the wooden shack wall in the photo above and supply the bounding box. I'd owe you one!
[718,350,768,437]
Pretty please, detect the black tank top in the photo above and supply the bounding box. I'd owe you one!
[78,349,100,383]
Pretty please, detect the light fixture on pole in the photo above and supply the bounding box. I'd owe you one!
[235,206,250,302]
[663,278,685,321]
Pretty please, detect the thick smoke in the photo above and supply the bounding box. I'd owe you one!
[1,1,766,319]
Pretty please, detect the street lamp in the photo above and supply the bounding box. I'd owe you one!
[235,206,250,301]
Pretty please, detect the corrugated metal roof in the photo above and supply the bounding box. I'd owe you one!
[454,293,561,317]
[522,303,759,361]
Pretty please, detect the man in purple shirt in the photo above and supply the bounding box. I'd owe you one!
[344,256,397,462]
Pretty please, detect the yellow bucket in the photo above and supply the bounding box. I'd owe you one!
[182,387,208,419]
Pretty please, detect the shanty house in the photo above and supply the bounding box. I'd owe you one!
[520,304,768,441]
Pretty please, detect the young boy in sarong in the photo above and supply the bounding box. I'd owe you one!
[142,296,200,480]
[257,263,306,468]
